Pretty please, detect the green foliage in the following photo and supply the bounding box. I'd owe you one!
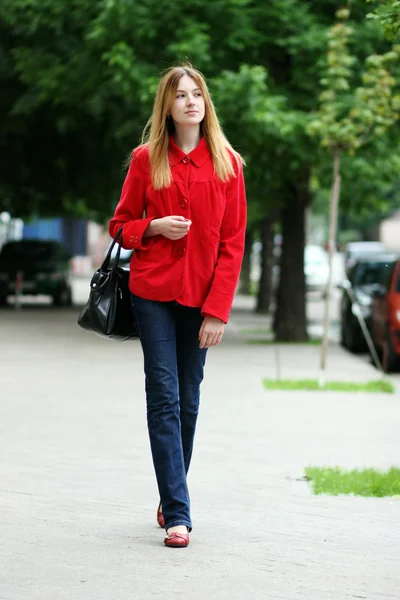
[0,0,398,231]
[367,0,400,40]
[311,131,400,221]
[308,8,400,153]
[305,466,400,497]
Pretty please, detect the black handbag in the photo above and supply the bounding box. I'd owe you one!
[77,227,139,341]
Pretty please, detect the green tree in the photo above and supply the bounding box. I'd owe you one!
[367,0,400,40]
[308,7,400,374]
[0,0,120,218]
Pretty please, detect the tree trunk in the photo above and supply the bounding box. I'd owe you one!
[273,184,309,341]
[320,150,341,376]
[239,229,253,295]
[256,214,276,314]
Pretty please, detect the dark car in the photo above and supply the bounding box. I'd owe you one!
[0,239,73,306]
[340,253,397,353]
[344,241,386,274]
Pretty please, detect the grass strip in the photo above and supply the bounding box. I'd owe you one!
[248,338,321,345]
[304,466,400,497]
[262,378,394,393]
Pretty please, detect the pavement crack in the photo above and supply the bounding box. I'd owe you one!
[0,488,36,496]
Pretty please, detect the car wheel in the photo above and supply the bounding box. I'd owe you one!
[382,330,400,373]
[53,288,72,307]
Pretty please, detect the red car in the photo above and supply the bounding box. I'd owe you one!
[371,259,400,372]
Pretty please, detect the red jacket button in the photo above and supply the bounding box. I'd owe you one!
[180,199,188,209]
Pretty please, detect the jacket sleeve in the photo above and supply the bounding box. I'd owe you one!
[108,148,154,250]
[201,159,247,323]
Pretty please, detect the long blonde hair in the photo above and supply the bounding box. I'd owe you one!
[141,64,242,190]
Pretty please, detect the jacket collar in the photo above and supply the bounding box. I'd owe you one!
[168,135,210,167]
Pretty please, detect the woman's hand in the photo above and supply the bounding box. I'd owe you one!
[145,216,191,240]
[199,316,225,349]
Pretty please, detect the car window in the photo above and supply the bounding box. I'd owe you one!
[353,261,395,286]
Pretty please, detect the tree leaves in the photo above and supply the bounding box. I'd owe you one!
[308,9,399,153]
[0,0,399,222]
[367,0,400,40]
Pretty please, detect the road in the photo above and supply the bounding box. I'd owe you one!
[1,290,399,599]
[5,269,400,390]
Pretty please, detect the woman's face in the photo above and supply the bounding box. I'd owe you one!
[169,75,205,127]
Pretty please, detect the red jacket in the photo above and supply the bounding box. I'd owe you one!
[109,136,247,323]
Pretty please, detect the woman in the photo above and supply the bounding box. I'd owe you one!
[109,64,247,548]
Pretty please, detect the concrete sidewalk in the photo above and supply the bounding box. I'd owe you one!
[0,300,399,600]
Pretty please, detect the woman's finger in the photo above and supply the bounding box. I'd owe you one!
[199,329,208,349]
[206,333,217,348]
[198,321,205,341]
[202,330,213,349]
[172,221,191,230]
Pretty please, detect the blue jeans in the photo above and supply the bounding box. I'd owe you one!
[131,295,208,531]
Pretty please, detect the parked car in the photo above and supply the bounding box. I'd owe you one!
[344,241,386,274]
[0,239,73,306]
[340,254,397,353]
[371,259,400,372]
[304,245,329,294]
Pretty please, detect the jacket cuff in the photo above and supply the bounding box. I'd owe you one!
[121,217,155,250]
[201,290,233,324]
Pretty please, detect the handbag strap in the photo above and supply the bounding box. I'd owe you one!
[102,226,124,272]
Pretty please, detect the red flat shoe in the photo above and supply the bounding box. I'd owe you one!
[164,532,190,548]
[157,503,165,529]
